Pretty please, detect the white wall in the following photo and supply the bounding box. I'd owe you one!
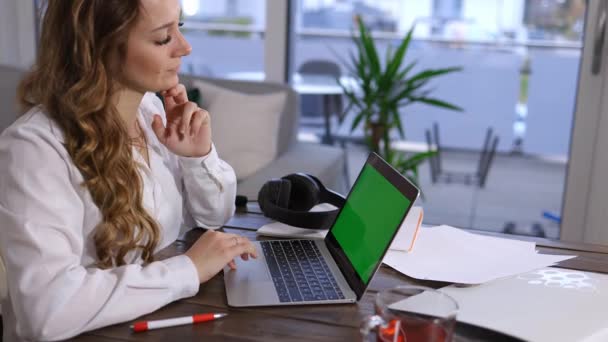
[0,0,36,68]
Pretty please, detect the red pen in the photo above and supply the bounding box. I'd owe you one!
[130,313,228,332]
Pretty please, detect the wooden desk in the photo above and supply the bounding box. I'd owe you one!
[72,205,608,342]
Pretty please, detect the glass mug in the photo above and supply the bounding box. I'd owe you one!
[361,286,459,342]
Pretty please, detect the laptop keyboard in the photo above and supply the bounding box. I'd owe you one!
[260,240,345,303]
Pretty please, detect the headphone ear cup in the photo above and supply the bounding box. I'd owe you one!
[257,180,273,213]
[282,173,320,211]
[258,179,291,212]
[275,179,291,208]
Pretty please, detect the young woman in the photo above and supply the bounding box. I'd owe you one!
[0,1,257,340]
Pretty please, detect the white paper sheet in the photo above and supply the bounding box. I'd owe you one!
[382,225,575,284]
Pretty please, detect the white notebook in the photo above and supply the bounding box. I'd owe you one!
[440,267,608,342]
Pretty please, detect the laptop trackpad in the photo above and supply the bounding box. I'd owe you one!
[229,255,272,281]
[224,246,279,307]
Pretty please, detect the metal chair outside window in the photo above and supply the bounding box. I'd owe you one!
[426,122,499,188]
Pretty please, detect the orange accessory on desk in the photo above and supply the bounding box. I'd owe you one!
[389,206,424,252]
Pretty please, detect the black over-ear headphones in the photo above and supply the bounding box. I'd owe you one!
[257,173,346,230]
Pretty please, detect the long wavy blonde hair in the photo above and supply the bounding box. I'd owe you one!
[18,0,160,268]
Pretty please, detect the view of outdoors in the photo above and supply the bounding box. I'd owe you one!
[179,0,586,239]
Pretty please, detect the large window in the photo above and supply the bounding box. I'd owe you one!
[293,0,586,239]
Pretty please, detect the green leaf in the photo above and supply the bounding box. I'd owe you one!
[391,108,405,139]
[382,26,414,86]
[339,101,356,123]
[356,16,382,78]
[386,80,428,106]
[397,61,417,80]
[412,97,463,111]
[385,44,394,71]
[341,91,364,113]
[398,151,437,171]
[350,108,369,131]
[330,47,359,77]
[407,67,462,85]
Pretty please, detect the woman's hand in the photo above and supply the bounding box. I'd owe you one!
[151,84,212,158]
[184,230,258,283]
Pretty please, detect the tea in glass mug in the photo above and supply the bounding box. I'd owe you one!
[361,286,458,342]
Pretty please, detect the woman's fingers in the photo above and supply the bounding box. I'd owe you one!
[224,234,258,259]
[171,84,188,101]
[189,109,210,137]
[172,101,198,136]
[165,116,182,141]
[173,84,189,104]
[162,84,188,110]
[164,94,176,110]
[162,102,197,142]
[231,239,258,259]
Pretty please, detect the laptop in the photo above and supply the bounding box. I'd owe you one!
[224,152,420,307]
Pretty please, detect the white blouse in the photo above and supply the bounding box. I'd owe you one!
[0,93,237,341]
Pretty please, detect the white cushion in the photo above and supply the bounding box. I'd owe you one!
[192,80,287,180]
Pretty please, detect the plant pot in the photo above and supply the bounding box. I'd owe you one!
[366,121,387,154]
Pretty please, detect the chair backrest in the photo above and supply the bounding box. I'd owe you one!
[479,136,499,188]
[427,122,499,188]
[476,127,494,176]
[298,59,341,78]
[425,128,439,183]
[178,75,299,157]
[432,122,443,173]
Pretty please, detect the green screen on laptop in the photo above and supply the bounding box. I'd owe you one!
[330,164,411,283]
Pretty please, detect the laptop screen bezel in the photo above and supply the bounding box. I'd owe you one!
[324,152,420,300]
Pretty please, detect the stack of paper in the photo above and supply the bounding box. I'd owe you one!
[383,225,575,284]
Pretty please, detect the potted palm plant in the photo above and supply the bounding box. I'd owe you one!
[338,16,463,189]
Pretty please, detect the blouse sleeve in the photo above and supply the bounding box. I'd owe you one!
[0,125,200,341]
[146,93,237,229]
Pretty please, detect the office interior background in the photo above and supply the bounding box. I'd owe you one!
[2,0,608,248]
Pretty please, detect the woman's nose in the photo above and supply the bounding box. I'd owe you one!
[175,32,192,57]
